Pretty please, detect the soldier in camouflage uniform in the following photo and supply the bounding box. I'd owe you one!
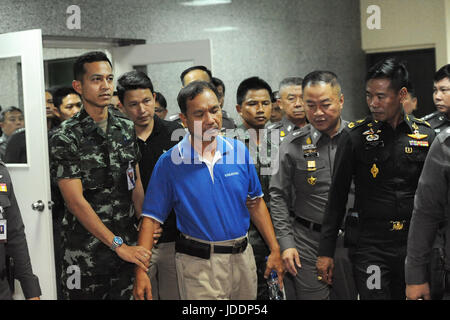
[50,52,151,300]
[226,77,279,300]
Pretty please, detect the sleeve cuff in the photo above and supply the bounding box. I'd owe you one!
[405,260,429,285]
[21,275,42,299]
[248,193,264,200]
[278,236,296,252]
[142,213,165,225]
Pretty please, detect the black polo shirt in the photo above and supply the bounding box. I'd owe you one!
[138,115,185,243]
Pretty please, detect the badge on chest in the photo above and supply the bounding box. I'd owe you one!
[126,161,136,190]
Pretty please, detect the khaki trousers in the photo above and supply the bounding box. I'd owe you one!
[175,235,257,300]
[148,241,180,300]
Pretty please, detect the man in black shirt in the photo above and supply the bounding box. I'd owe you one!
[117,70,184,300]
[316,57,435,299]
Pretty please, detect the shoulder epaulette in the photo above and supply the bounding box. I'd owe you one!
[421,111,440,121]
[348,117,369,130]
[113,112,130,121]
[413,117,431,127]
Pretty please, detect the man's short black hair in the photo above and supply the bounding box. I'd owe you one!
[434,64,450,83]
[406,81,417,99]
[52,87,80,110]
[73,51,112,81]
[302,71,342,95]
[116,70,154,104]
[212,77,225,95]
[180,65,212,85]
[155,92,167,109]
[236,77,272,106]
[0,106,22,122]
[366,57,409,92]
[177,81,219,114]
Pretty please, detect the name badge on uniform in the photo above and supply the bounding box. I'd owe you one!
[0,207,6,243]
[126,161,136,191]
[0,183,7,192]
[307,160,316,172]
[303,142,319,158]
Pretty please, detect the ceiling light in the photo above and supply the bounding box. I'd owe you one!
[180,0,232,7]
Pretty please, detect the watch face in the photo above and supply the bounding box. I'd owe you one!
[114,236,123,245]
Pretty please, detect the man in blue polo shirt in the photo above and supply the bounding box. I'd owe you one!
[133,81,284,300]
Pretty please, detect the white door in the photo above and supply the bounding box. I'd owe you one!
[0,29,56,299]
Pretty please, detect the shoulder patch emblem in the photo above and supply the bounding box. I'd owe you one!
[348,122,355,128]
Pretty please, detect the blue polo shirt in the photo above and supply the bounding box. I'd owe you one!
[142,134,263,241]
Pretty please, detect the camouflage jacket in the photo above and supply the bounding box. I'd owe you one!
[225,124,279,253]
[49,107,140,261]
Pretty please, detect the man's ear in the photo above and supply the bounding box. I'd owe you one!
[236,104,242,115]
[72,80,82,96]
[54,108,61,119]
[399,87,408,104]
[277,99,283,110]
[179,112,187,128]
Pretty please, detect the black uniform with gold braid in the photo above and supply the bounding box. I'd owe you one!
[318,114,435,300]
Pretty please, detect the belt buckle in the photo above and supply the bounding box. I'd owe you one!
[390,220,406,231]
[232,238,246,254]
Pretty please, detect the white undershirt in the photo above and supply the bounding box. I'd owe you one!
[198,151,222,183]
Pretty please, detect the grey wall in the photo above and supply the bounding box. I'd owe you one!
[0,0,367,122]
[0,56,22,110]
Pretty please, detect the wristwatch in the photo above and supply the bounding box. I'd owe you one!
[111,236,124,251]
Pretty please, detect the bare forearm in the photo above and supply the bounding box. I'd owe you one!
[137,217,155,251]
[132,165,144,218]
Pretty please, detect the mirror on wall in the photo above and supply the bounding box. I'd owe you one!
[0,55,27,164]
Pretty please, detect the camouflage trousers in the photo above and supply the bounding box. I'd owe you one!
[60,258,134,300]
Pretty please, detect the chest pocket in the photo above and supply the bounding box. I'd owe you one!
[0,195,11,212]
[118,146,136,164]
[359,144,390,164]
[403,147,428,163]
[295,158,326,172]
[79,145,110,190]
